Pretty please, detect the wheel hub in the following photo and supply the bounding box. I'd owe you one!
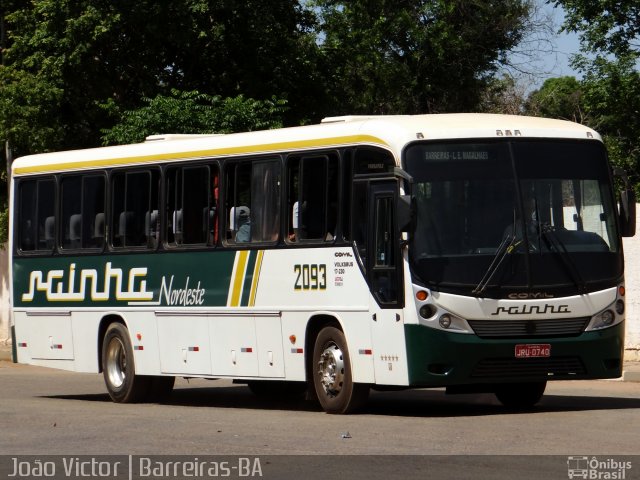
[105,337,127,389]
[317,342,345,397]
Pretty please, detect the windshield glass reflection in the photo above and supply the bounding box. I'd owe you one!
[404,140,621,297]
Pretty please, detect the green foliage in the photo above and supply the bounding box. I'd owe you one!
[0,207,7,249]
[549,1,640,193]
[551,0,640,58]
[525,76,585,122]
[580,57,640,192]
[0,69,64,157]
[314,0,531,114]
[0,0,321,157]
[102,90,288,145]
[524,65,640,193]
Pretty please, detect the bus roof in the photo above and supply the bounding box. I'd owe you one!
[11,113,601,176]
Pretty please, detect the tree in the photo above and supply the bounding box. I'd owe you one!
[0,0,323,158]
[525,76,586,122]
[102,90,287,145]
[551,0,640,192]
[0,1,320,243]
[480,75,528,115]
[551,0,639,58]
[580,57,640,191]
[314,0,532,114]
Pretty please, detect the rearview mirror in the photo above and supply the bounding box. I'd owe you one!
[619,189,636,237]
[396,195,416,235]
[614,167,636,237]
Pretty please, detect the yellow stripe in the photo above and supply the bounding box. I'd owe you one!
[14,135,389,175]
[229,251,250,307]
[248,250,264,307]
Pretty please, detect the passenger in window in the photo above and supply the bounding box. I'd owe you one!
[289,201,300,242]
[235,206,251,242]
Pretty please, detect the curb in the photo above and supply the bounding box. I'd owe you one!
[0,346,11,362]
[622,369,640,382]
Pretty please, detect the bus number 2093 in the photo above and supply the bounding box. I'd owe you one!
[294,264,327,291]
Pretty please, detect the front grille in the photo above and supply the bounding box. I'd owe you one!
[467,317,589,339]
[472,357,586,378]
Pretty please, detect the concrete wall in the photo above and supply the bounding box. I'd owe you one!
[622,216,640,360]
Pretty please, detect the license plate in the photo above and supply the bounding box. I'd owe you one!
[515,344,551,358]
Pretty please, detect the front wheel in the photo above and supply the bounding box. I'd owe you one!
[495,381,546,409]
[312,326,369,414]
[102,323,151,403]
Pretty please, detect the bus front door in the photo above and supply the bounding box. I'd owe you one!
[352,179,409,385]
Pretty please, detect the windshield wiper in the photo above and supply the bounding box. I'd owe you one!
[472,229,521,296]
[539,225,587,293]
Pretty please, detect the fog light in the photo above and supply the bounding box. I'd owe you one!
[419,305,436,319]
[439,314,452,329]
[601,310,614,326]
[615,300,624,315]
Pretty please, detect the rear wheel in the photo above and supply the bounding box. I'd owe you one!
[495,381,546,409]
[312,326,369,414]
[102,323,151,403]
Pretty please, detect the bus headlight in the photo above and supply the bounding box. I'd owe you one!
[585,304,622,331]
[600,310,614,326]
[439,314,452,329]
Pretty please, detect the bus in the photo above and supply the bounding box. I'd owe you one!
[9,114,636,414]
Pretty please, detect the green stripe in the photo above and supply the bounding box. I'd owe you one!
[13,251,237,307]
[240,251,258,306]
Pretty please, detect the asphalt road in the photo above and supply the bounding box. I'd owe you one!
[1,361,639,479]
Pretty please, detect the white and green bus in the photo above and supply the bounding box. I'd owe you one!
[9,114,636,413]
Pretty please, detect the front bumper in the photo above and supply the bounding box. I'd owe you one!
[405,322,624,387]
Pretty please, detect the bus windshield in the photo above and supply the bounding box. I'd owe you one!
[404,140,623,297]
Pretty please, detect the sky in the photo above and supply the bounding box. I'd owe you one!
[540,2,582,79]
[528,1,582,87]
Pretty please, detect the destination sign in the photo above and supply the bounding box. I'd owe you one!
[424,151,490,161]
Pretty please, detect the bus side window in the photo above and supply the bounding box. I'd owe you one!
[18,180,37,251]
[111,170,157,249]
[286,153,338,243]
[286,157,300,242]
[225,159,280,244]
[352,182,368,269]
[60,176,80,250]
[165,164,217,247]
[83,176,105,249]
[60,175,105,250]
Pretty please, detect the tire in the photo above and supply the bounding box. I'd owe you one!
[102,323,151,403]
[247,380,307,398]
[312,326,369,414]
[495,381,546,409]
